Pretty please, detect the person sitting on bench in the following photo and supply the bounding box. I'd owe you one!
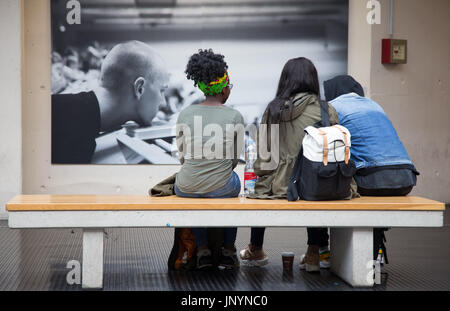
[175,49,245,270]
[324,74,420,263]
[324,75,419,196]
[239,57,342,271]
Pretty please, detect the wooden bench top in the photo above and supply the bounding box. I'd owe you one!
[6,195,445,211]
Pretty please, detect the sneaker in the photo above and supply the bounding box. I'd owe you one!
[239,244,269,267]
[299,245,320,272]
[196,248,213,270]
[219,247,240,269]
[319,247,331,269]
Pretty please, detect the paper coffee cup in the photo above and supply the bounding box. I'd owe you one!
[281,252,295,271]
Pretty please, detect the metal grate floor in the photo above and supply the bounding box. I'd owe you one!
[0,207,449,291]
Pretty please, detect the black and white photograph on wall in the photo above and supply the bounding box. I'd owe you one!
[50,0,349,164]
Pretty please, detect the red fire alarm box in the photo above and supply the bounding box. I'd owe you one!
[382,39,407,64]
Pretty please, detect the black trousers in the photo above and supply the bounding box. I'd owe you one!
[357,185,413,196]
[249,227,329,248]
[250,186,413,249]
[358,186,413,262]
[306,186,414,248]
[250,227,266,247]
[306,228,329,247]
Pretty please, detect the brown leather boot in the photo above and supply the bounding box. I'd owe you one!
[299,245,320,272]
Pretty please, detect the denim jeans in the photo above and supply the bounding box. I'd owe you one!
[174,171,241,247]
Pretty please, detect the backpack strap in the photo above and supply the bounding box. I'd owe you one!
[332,125,350,164]
[320,100,331,127]
[317,128,329,166]
[287,145,303,201]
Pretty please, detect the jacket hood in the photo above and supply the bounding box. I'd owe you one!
[323,75,365,102]
[279,92,318,122]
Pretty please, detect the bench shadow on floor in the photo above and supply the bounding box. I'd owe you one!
[0,207,449,291]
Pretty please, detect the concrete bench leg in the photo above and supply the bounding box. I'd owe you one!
[330,228,374,287]
[82,229,104,289]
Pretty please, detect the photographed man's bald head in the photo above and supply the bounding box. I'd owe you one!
[100,40,165,90]
[95,40,169,128]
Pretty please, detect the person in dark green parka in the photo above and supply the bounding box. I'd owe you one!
[240,57,342,271]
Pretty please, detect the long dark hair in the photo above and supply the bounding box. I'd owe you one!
[267,57,320,123]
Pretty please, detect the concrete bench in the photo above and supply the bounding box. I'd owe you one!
[6,195,445,289]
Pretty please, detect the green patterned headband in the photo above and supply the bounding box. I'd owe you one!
[197,72,229,96]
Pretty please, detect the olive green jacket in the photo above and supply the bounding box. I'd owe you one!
[248,92,357,199]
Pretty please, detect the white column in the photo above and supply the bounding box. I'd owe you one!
[82,229,104,289]
[330,227,374,287]
[0,0,22,219]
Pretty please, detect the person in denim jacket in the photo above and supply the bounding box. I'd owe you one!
[324,75,419,264]
[324,75,419,196]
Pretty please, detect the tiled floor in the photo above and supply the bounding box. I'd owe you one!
[0,207,448,291]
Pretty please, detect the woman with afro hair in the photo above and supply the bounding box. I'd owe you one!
[175,49,244,270]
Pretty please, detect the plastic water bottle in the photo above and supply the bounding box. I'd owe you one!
[376,248,385,265]
[244,137,257,196]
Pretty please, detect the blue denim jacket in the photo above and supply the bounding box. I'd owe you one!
[330,93,414,170]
